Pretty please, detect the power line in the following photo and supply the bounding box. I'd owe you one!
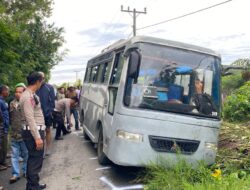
[137,0,232,30]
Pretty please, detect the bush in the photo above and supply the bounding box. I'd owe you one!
[143,159,250,190]
[223,82,250,122]
[222,73,245,96]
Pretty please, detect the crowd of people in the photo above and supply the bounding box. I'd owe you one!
[0,71,81,190]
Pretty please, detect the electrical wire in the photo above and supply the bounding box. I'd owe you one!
[137,0,232,30]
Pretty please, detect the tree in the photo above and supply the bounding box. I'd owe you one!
[0,0,65,88]
[232,58,250,81]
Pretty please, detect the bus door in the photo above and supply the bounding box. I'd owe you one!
[103,51,124,144]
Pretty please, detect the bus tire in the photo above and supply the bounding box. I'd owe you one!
[97,129,109,165]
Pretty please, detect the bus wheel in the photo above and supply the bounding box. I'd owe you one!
[97,129,109,165]
[83,129,90,140]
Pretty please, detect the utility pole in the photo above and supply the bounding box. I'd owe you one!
[74,70,80,82]
[121,5,147,36]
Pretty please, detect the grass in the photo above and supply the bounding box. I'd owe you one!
[141,122,250,190]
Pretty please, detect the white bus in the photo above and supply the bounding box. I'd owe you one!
[80,36,221,166]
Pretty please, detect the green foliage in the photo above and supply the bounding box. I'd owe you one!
[222,72,245,96]
[74,79,82,87]
[0,0,64,88]
[223,82,250,122]
[143,159,250,190]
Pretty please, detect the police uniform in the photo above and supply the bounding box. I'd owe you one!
[53,98,71,139]
[20,88,45,190]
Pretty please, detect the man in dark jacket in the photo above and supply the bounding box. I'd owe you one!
[36,72,55,155]
[0,108,6,171]
[0,109,4,190]
[0,85,10,170]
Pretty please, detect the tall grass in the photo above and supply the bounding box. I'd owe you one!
[142,158,250,190]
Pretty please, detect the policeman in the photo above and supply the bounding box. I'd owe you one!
[53,97,78,140]
[20,72,46,190]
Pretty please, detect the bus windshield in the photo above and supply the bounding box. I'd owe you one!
[124,43,221,118]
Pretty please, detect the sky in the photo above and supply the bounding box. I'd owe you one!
[49,0,250,85]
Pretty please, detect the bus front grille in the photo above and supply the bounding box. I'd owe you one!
[149,136,200,155]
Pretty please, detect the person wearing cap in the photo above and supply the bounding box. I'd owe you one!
[20,72,46,190]
[9,83,28,184]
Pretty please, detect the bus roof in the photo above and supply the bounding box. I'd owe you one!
[88,36,221,65]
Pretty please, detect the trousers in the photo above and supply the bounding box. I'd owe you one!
[11,140,28,177]
[53,111,68,138]
[22,130,45,190]
[0,134,8,165]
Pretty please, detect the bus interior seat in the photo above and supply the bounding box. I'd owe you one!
[168,84,184,102]
[182,95,189,104]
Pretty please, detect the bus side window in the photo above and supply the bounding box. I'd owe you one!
[96,64,104,83]
[90,65,99,83]
[103,61,112,84]
[84,67,91,83]
[110,53,124,85]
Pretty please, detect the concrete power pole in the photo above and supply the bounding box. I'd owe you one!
[74,70,80,82]
[121,5,147,36]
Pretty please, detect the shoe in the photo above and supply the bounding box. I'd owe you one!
[0,165,7,171]
[2,163,11,168]
[39,184,47,189]
[55,137,63,140]
[0,185,4,190]
[75,128,81,131]
[9,176,20,184]
[63,130,71,135]
[6,154,11,159]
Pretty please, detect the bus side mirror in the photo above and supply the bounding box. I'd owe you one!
[128,51,140,79]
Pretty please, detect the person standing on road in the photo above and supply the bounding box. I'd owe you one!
[9,83,29,184]
[53,97,78,140]
[0,85,10,171]
[20,72,46,190]
[56,87,65,100]
[36,72,55,155]
[66,87,80,130]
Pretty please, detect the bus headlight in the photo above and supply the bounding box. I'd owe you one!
[117,130,143,142]
[205,142,217,151]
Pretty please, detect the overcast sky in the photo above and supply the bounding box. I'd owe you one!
[49,0,250,85]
